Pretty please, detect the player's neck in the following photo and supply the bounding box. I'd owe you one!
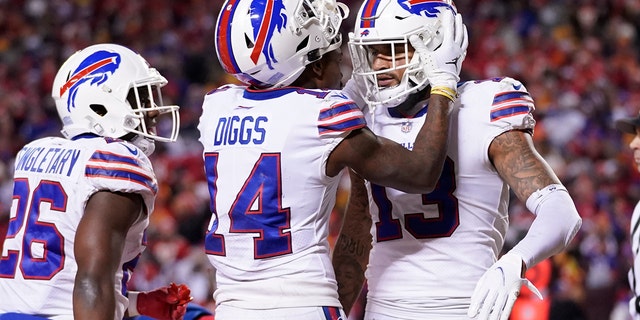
[393,86,430,116]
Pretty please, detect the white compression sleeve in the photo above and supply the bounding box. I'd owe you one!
[509,184,582,269]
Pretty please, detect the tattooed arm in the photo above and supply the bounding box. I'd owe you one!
[489,130,560,203]
[332,170,373,314]
[489,129,581,270]
[468,129,581,319]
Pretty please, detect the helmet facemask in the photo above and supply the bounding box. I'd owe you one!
[121,81,181,155]
[126,82,180,140]
[349,35,416,108]
[349,0,454,108]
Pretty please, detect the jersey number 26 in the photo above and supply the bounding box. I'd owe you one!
[0,179,66,279]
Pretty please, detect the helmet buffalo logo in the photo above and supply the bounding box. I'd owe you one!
[249,0,287,69]
[398,0,452,17]
[360,29,370,37]
[60,50,121,111]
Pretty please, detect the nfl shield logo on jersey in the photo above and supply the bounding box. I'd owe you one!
[401,121,412,133]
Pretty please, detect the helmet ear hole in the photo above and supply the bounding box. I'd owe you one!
[307,50,322,63]
[90,104,108,116]
[245,34,255,48]
[297,36,310,53]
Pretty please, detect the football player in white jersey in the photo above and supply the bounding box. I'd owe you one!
[198,0,466,318]
[0,43,192,320]
[333,1,583,319]
[615,113,640,320]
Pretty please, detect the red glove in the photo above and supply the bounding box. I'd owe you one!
[128,283,193,320]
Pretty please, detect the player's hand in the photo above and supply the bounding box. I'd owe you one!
[409,8,468,91]
[130,283,193,320]
[467,253,542,320]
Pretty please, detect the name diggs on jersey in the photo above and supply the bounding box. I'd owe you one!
[213,115,268,146]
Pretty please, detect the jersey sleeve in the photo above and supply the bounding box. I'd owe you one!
[457,77,538,167]
[460,77,536,131]
[318,91,367,138]
[84,141,158,214]
[482,77,536,131]
[486,77,536,133]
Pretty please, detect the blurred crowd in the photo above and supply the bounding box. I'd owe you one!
[1,0,640,319]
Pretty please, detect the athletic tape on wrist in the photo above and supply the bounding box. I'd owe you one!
[430,86,457,102]
[127,291,141,316]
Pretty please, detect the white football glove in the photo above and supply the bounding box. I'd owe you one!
[467,253,543,320]
[408,9,468,90]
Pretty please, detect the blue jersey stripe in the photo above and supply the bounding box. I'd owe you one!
[492,91,531,104]
[85,166,157,194]
[322,306,342,320]
[0,313,49,320]
[90,151,139,166]
[318,117,366,134]
[319,102,361,121]
[490,105,530,121]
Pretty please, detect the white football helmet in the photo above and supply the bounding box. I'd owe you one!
[215,0,349,88]
[51,43,180,155]
[349,0,457,107]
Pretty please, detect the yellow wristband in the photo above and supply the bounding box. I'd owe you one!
[430,86,457,102]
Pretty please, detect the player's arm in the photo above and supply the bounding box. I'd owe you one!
[490,130,558,204]
[332,170,372,314]
[489,129,581,269]
[328,93,453,194]
[73,190,142,320]
[468,129,582,320]
[328,10,465,193]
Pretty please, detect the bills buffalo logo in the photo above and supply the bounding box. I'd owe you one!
[360,0,452,29]
[59,50,121,111]
[398,0,452,17]
[249,0,287,70]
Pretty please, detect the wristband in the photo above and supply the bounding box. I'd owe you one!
[127,291,141,316]
[430,86,457,102]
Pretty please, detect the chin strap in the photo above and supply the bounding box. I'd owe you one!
[129,135,156,156]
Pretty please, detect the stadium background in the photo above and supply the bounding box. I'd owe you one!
[1,0,639,319]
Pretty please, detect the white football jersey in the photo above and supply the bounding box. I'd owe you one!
[198,85,365,309]
[0,135,156,320]
[360,77,536,318]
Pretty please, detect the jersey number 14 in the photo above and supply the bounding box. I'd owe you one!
[203,152,292,259]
